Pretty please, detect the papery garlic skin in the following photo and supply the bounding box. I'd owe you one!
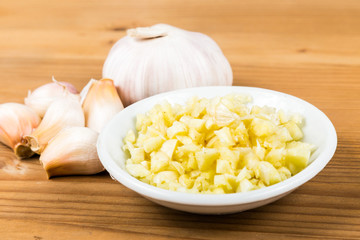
[0,103,40,158]
[25,78,79,118]
[25,97,84,154]
[81,78,124,133]
[40,127,104,178]
[103,23,233,106]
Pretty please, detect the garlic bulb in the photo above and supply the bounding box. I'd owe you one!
[40,127,104,178]
[25,96,84,154]
[103,23,232,106]
[81,78,124,132]
[25,77,79,118]
[0,103,40,158]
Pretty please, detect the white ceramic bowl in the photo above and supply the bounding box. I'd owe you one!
[97,86,337,214]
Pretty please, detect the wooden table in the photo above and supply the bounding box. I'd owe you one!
[1,0,359,239]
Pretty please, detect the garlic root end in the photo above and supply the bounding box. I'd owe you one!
[24,135,42,154]
[14,142,35,159]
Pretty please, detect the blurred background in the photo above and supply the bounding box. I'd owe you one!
[1,0,359,130]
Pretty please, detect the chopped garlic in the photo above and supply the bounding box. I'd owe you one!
[123,94,314,194]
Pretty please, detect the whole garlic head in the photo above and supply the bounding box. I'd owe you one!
[103,24,233,106]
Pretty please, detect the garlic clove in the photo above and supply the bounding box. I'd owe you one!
[39,127,104,178]
[81,78,124,132]
[79,78,97,104]
[0,103,40,158]
[25,97,84,154]
[25,77,79,118]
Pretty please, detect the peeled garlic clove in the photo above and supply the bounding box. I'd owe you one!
[103,23,233,106]
[0,103,40,158]
[81,78,124,132]
[40,127,104,178]
[25,77,79,118]
[25,97,84,154]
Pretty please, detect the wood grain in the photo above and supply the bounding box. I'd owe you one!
[0,0,359,239]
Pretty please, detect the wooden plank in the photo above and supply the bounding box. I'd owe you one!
[0,0,359,239]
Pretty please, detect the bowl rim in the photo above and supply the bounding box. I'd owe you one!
[97,86,337,206]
